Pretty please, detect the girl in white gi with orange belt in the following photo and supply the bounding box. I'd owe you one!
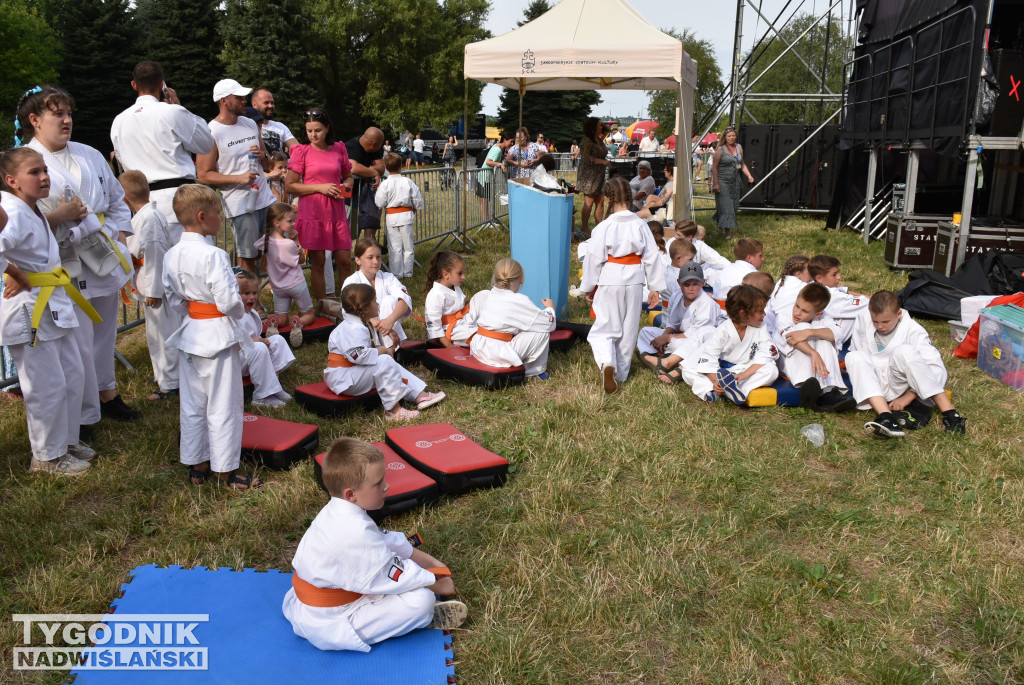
[463,258,556,379]
[342,237,412,345]
[422,251,474,348]
[19,85,140,423]
[235,269,294,408]
[580,176,665,393]
[325,283,445,420]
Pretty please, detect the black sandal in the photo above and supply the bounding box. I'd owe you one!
[148,388,179,401]
[188,465,210,485]
[213,472,263,490]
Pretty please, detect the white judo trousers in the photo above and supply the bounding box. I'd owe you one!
[9,334,84,460]
[778,325,847,391]
[636,327,703,360]
[91,293,121,393]
[146,302,183,391]
[69,315,100,424]
[680,363,778,399]
[589,283,644,382]
[325,354,426,411]
[283,588,435,651]
[179,349,243,472]
[241,336,295,401]
[845,344,947,409]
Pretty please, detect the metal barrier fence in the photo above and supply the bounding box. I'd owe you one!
[0,160,576,389]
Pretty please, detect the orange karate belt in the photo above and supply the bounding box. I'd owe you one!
[441,303,471,341]
[188,301,225,319]
[291,566,453,608]
[473,326,515,343]
[120,255,146,305]
[589,253,643,317]
[327,352,355,368]
[386,206,414,215]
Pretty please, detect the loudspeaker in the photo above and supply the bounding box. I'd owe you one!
[768,124,805,207]
[991,49,1024,137]
[800,125,839,209]
[739,123,771,205]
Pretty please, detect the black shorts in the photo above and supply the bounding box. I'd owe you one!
[475,181,491,198]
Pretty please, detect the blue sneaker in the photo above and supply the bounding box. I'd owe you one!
[703,391,718,403]
[532,372,551,381]
[716,369,746,405]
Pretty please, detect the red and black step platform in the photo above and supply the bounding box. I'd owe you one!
[261,316,335,342]
[294,382,379,417]
[423,347,525,389]
[241,413,319,470]
[395,339,427,366]
[385,422,509,495]
[314,442,440,521]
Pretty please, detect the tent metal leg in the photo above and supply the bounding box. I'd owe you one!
[863,147,878,244]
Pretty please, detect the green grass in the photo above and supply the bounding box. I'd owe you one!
[2,205,1024,684]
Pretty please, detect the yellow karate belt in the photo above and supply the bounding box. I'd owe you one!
[94,212,133,276]
[26,267,102,346]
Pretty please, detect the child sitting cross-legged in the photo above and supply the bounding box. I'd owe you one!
[235,269,294,408]
[325,283,445,420]
[282,437,467,651]
[637,261,725,384]
[772,282,856,412]
[680,283,780,404]
[846,290,967,437]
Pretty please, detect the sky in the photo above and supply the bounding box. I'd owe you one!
[478,0,837,118]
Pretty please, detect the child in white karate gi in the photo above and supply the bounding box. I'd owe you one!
[0,147,97,475]
[342,237,412,345]
[282,438,467,651]
[235,269,294,408]
[120,170,183,401]
[581,177,665,393]
[325,283,445,420]
[768,255,811,331]
[660,236,697,304]
[637,261,724,384]
[162,184,258,489]
[682,284,780,404]
[809,254,868,346]
[374,153,424,279]
[846,290,967,438]
[463,258,556,380]
[257,202,315,348]
[712,237,764,300]
[772,282,855,412]
[422,250,474,348]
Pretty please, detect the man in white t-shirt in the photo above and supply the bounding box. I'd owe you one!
[110,60,215,231]
[251,89,297,155]
[196,79,275,275]
[639,130,659,153]
[411,134,425,169]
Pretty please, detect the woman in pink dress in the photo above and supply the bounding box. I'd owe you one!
[285,108,354,303]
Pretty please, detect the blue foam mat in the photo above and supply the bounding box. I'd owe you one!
[71,564,455,685]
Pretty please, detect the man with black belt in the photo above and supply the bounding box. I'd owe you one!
[110,61,215,231]
[345,127,386,241]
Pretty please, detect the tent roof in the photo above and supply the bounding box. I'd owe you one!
[464,0,697,91]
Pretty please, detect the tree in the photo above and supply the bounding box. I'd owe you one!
[220,0,320,136]
[0,0,61,146]
[304,0,489,139]
[494,0,601,150]
[647,28,724,142]
[40,0,139,153]
[142,0,224,121]
[742,12,850,125]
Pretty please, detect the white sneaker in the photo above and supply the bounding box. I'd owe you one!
[252,396,288,408]
[289,325,303,348]
[274,391,293,403]
[416,391,446,410]
[30,453,91,476]
[428,600,468,630]
[67,441,97,461]
[569,285,585,298]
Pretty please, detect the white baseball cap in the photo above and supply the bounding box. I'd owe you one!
[213,78,252,102]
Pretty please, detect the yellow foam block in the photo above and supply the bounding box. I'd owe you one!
[746,387,778,407]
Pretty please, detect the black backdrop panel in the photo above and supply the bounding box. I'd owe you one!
[768,124,806,207]
[739,124,772,205]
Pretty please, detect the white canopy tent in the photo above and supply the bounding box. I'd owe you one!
[463,0,699,220]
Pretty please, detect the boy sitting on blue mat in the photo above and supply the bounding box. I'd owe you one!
[282,438,467,651]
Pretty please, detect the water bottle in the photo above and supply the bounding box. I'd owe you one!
[245,152,259,213]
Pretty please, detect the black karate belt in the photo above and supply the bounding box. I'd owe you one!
[148,177,196,191]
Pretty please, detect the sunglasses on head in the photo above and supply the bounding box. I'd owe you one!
[303,110,327,122]
[724,126,736,133]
